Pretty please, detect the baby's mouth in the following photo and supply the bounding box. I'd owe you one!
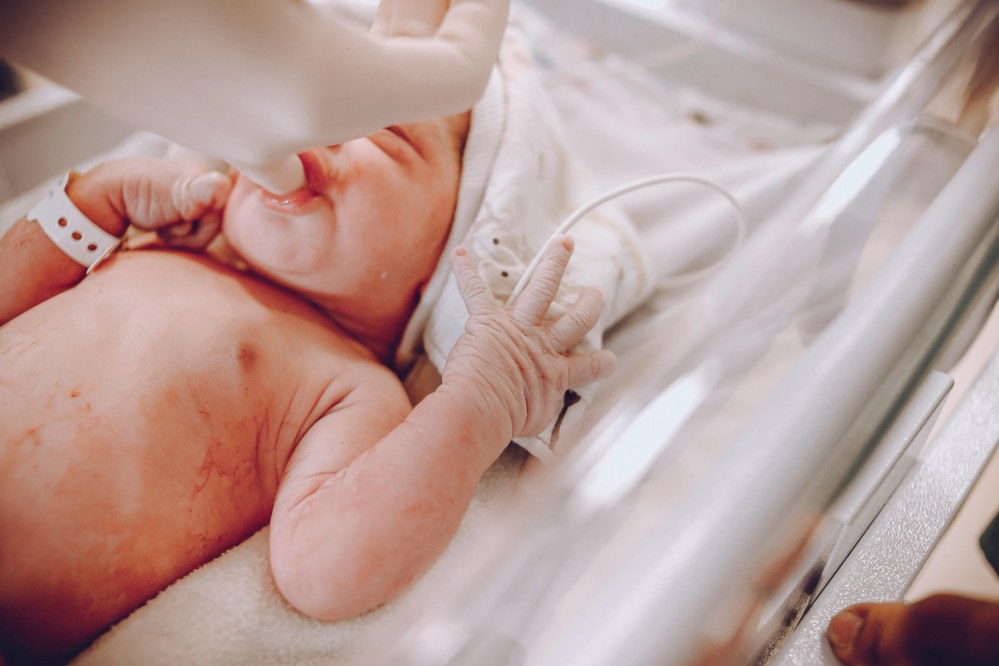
[260,187,316,207]
[297,149,330,195]
[258,153,324,211]
[258,184,321,216]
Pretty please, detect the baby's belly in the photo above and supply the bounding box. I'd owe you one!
[0,251,355,658]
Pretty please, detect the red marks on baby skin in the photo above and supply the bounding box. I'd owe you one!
[192,440,256,497]
[194,443,223,494]
[67,388,93,414]
[15,426,41,448]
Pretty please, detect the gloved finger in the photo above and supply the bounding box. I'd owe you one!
[452,246,495,316]
[434,0,509,59]
[511,236,573,327]
[564,349,616,389]
[359,0,508,121]
[827,595,999,665]
[371,0,394,35]
[390,0,449,37]
[549,287,604,351]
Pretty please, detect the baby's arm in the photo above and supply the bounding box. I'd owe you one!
[270,237,614,621]
[0,159,229,325]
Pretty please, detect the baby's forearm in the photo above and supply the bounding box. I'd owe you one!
[0,217,80,325]
[271,238,613,622]
[270,382,512,621]
[0,176,126,325]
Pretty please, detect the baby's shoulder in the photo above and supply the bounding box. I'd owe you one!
[328,356,412,416]
[297,358,412,453]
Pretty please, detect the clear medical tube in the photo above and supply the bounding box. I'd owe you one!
[507,174,746,305]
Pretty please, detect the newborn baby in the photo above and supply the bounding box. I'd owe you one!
[0,109,614,663]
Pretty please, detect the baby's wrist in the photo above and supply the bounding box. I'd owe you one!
[25,171,126,275]
[438,376,517,446]
[64,168,129,238]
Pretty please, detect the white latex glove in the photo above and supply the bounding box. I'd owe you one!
[1,0,510,194]
[442,237,617,440]
[372,0,450,37]
[68,158,232,250]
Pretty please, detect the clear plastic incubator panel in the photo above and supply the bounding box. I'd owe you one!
[361,1,999,664]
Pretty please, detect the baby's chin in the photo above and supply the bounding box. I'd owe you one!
[222,203,331,285]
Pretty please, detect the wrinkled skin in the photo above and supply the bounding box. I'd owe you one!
[444,240,614,439]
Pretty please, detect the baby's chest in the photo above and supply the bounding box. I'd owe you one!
[3,262,358,453]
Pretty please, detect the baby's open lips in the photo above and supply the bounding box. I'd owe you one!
[255,152,327,210]
[259,186,317,207]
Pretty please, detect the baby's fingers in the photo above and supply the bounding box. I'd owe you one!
[170,172,231,222]
[452,246,495,316]
[550,287,604,350]
[158,212,221,250]
[565,349,617,388]
[513,236,573,326]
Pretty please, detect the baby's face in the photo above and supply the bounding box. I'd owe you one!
[223,115,468,310]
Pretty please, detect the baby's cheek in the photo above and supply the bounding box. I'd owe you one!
[225,213,334,291]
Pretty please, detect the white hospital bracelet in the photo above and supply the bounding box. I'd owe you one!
[27,172,122,274]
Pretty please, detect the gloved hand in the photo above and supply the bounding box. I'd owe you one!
[1,0,510,196]
[372,0,449,37]
[442,236,616,440]
[827,594,999,665]
[68,158,232,250]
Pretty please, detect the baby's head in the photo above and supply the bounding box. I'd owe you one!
[222,112,470,359]
[222,25,650,381]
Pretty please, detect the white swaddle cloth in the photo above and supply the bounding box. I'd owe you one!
[397,29,652,459]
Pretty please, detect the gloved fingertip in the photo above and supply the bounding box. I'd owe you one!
[828,610,863,660]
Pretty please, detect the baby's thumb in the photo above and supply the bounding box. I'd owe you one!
[188,172,231,210]
[170,171,230,221]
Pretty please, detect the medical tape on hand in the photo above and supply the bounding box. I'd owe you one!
[28,172,121,273]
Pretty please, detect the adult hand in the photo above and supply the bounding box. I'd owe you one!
[1,0,509,195]
[827,593,999,665]
[443,236,616,440]
[362,0,509,110]
[69,158,232,250]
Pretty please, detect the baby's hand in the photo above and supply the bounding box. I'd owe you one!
[442,236,616,440]
[69,158,232,250]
